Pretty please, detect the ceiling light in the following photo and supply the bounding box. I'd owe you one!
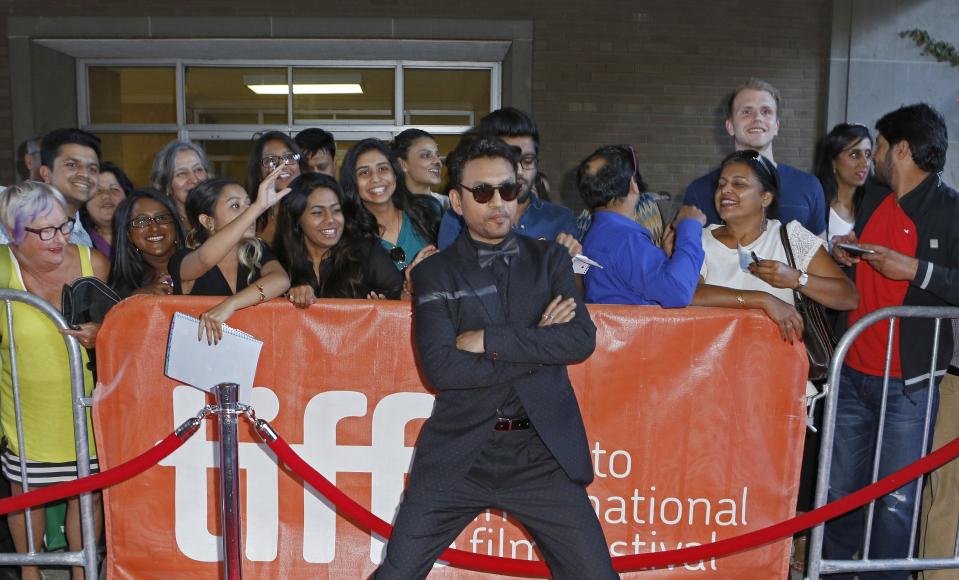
[247,83,363,95]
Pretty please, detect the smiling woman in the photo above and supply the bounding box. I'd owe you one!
[273,172,403,304]
[246,131,303,245]
[108,188,187,298]
[339,138,441,273]
[0,181,111,580]
[691,150,858,341]
[80,161,134,259]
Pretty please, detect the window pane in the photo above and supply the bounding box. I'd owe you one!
[197,140,255,185]
[186,67,288,125]
[403,69,490,126]
[293,68,394,123]
[89,67,176,124]
[98,133,177,187]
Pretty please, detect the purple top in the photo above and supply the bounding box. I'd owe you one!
[89,228,112,259]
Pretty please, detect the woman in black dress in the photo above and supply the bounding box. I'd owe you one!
[169,168,291,343]
[273,172,404,306]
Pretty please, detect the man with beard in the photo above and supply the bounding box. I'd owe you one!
[683,78,826,235]
[437,108,580,256]
[373,136,615,579]
[826,103,959,579]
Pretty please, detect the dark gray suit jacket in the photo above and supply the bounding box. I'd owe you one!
[408,232,596,492]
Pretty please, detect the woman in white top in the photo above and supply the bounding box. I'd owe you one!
[813,123,873,248]
[692,150,858,342]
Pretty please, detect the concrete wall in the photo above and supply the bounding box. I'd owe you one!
[0,1,832,209]
[828,0,959,188]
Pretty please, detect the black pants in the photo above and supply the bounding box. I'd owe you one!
[373,428,617,580]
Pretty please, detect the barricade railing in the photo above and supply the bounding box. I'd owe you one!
[807,305,959,578]
[0,289,98,577]
[3,375,959,576]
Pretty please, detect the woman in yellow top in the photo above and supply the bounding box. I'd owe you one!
[0,181,109,580]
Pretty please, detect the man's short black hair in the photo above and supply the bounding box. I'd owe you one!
[294,127,336,158]
[476,107,540,149]
[576,145,648,209]
[40,128,101,169]
[446,135,519,188]
[875,103,948,174]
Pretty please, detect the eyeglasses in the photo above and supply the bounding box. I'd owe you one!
[389,246,407,264]
[24,218,75,241]
[129,213,176,229]
[260,153,300,170]
[519,155,538,170]
[460,182,524,203]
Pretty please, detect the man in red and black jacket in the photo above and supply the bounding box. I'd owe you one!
[825,103,959,580]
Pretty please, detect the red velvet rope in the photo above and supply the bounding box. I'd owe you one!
[0,431,190,516]
[266,433,959,576]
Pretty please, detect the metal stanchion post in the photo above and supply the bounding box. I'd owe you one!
[214,383,243,579]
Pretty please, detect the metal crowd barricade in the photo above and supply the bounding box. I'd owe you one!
[807,305,959,579]
[0,289,98,578]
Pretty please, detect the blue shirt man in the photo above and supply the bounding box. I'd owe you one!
[682,78,826,235]
[577,145,706,306]
[583,211,703,306]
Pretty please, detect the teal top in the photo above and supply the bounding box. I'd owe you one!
[379,211,428,270]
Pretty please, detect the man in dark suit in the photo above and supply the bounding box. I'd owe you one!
[373,136,616,579]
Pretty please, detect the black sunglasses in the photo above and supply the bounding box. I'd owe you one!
[459,182,523,203]
[389,246,407,264]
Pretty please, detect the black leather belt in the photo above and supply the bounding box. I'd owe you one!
[949,365,959,377]
[494,417,531,431]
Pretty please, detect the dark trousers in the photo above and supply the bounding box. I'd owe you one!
[373,428,617,580]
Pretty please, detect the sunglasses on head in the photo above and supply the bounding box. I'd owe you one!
[460,181,523,203]
[728,149,779,185]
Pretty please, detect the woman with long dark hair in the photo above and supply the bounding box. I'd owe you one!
[274,172,403,305]
[246,131,303,244]
[169,171,291,343]
[109,188,186,298]
[813,123,873,248]
[339,138,440,273]
[392,128,447,210]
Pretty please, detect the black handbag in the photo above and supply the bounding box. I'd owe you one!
[61,276,121,327]
[779,225,837,382]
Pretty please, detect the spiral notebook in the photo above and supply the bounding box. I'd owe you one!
[164,312,263,404]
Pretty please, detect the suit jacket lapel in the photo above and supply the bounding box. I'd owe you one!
[452,232,507,325]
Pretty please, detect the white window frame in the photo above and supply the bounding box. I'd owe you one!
[77,58,502,143]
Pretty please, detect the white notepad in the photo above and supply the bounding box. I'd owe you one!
[164,312,263,404]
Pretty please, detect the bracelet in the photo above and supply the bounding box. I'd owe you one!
[736,294,746,308]
[255,283,266,303]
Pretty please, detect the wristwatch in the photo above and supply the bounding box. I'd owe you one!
[796,270,809,289]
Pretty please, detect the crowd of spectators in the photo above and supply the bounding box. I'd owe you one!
[1,77,958,579]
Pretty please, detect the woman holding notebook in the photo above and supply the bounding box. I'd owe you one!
[169,168,291,344]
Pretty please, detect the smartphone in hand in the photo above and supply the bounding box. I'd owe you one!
[836,242,876,256]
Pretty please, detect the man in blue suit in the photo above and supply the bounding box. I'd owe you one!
[373,136,616,579]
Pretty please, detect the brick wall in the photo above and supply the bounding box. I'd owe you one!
[0,0,831,208]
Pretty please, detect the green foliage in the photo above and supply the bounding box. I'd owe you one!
[899,29,959,68]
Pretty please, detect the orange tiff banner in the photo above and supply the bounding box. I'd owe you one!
[94,296,808,579]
